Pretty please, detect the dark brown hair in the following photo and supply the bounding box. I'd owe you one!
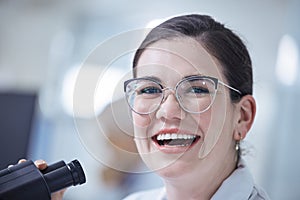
[133,14,252,101]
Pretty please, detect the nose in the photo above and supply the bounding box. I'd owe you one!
[155,91,186,120]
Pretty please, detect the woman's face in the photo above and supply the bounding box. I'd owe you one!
[132,38,238,178]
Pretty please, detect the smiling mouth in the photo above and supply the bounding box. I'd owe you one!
[152,133,200,147]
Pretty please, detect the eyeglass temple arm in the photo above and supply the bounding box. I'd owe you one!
[218,81,242,95]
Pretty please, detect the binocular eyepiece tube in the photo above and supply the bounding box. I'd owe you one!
[0,159,86,200]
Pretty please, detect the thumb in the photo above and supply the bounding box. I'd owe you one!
[34,160,48,170]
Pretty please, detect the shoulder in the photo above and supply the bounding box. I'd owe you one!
[122,187,165,200]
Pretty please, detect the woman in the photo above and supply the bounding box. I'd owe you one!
[34,14,268,199]
[122,14,269,199]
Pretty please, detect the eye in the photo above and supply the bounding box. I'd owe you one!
[138,86,162,94]
[188,86,209,94]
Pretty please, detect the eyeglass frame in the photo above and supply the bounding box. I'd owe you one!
[124,75,242,115]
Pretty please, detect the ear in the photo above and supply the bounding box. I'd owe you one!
[233,95,256,140]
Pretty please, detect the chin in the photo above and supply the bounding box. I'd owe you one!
[155,157,198,180]
[140,150,199,179]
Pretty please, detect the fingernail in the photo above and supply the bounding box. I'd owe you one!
[18,159,27,164]
[35,160,46,165]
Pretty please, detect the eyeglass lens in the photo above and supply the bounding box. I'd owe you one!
[125,77,217,114]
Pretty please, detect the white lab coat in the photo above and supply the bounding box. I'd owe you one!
[123,159,270,200]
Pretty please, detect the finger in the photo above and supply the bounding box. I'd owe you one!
[7,159,27,168]
[34,160,47,170]
[18,159,27,164]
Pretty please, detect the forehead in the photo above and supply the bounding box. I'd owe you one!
[135,38,224,81]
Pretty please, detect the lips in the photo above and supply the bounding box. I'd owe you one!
[151,128,200,153]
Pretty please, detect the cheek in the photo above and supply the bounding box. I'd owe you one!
[133,97,158,114]
[189,111,211,136]
[209,94,228,131]
[198,95,234,158]
[132,112,152,127]
[198,113,211,133]
[132,112,154,138]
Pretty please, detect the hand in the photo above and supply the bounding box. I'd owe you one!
[16,159,66,200]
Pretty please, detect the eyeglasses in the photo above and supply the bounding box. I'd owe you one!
[124,75,241,115]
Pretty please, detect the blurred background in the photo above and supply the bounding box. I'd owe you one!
[0,0,300,199]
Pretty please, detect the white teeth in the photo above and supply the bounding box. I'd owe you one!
[157,134,162,140]
[171,133,177,139]
[156,133,197,141]
[165,133,171,140]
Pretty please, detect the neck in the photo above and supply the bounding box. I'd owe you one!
[163,153,237,200]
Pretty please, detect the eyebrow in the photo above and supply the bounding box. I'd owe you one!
[140,73,206,82]
[182,74,204,79]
